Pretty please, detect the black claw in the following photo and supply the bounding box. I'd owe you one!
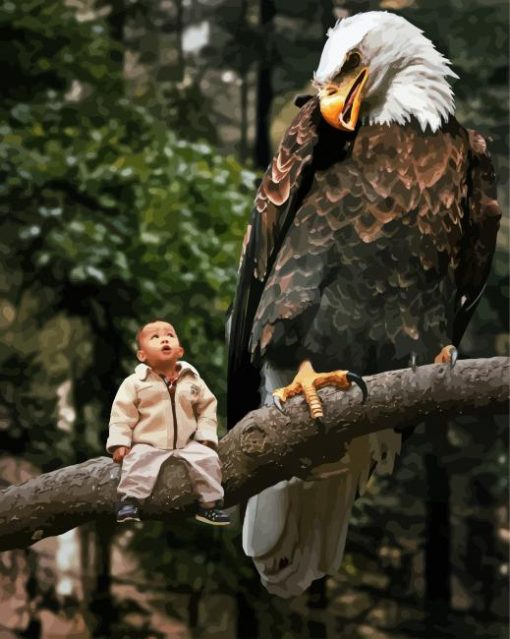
[346,372,368,404]
[314,416,324,428]
[273,395,286,414]
[450,348,458,369]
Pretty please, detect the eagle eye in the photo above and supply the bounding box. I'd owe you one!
[344,51,361,72]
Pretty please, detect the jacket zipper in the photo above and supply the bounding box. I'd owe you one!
[163,377,178,449]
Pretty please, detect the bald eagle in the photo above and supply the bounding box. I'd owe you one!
[227,11,501,597]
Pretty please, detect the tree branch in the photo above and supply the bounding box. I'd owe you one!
[0,357,507,551]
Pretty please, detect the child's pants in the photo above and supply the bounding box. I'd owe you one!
[117,440,224,505]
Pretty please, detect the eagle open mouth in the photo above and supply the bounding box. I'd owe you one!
[341,69,368,127]
[319,67,369,132]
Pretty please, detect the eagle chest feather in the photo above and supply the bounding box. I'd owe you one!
[251,117,469,372]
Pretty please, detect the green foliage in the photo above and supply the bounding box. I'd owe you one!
[0,0,122,105]
[0,0,256,467]
[143,81,219,144]
[131,131,254,403]
[3,97,253,403]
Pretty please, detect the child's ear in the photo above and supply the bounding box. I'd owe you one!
[177,346,185,358]
[137,350,147,363]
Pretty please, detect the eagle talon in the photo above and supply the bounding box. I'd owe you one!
[434,344,458,368]
[314,416,325,430]
[272,362,367,420]
[346,371,368,404]
[273,394,286,414]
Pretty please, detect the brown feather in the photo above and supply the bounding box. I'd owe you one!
[227,98,321,427]
[228,99,501,427]
[250,118,477,369]
[451,130,501,345]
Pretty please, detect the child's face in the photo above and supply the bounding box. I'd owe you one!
[137,321,184,368]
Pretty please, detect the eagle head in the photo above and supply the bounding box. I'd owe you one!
[314,11,458,133]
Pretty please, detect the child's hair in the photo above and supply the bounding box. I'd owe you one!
[136,319,174,349]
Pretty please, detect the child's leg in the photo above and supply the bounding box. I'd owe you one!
[175,441,224,507]
[117,444,173,502]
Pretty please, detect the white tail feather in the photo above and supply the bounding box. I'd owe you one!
[243,435,401,596]
[243,363,401,597]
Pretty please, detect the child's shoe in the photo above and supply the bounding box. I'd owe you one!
[195,503,231,526]
[116,500,141,523]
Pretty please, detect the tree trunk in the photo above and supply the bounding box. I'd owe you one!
[79,523,94,608]
[338,0,376,16]
[307,576,329,638]
[465,474,496,616]
[319,0,334,36]
[188,587,203,637]
[101,0,126,74]
[254,0,276,169]
[87,522,116,638]
[239,0,249,163]
[105,0,126,44]
[240,75,249,163]
[176,0,185,82]
[76,313,126,636]
[424,423,452,617]
[236,586,260,639]
[22,549,42,639]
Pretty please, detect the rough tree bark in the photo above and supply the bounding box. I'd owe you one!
[0,357,507,552]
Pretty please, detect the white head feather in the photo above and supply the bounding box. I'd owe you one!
[314,12,458,132]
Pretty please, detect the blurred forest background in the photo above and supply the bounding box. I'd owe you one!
[0,0,508,637]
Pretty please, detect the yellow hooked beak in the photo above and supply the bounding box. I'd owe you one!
[319,67,369,131]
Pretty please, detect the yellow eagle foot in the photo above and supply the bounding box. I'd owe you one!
[434,344,458,368]
[272,359,367,420]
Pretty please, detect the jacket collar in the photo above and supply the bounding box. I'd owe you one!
[134,361,200,381]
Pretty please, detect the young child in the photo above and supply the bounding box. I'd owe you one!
[107,320,230,526]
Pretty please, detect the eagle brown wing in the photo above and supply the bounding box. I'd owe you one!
[250,120,471,369]
[452,130,502,346]
[227,97,321,427]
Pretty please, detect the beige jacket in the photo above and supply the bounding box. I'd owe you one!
[106,362,218,453]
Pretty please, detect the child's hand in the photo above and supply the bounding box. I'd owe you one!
[113,446,131,463]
